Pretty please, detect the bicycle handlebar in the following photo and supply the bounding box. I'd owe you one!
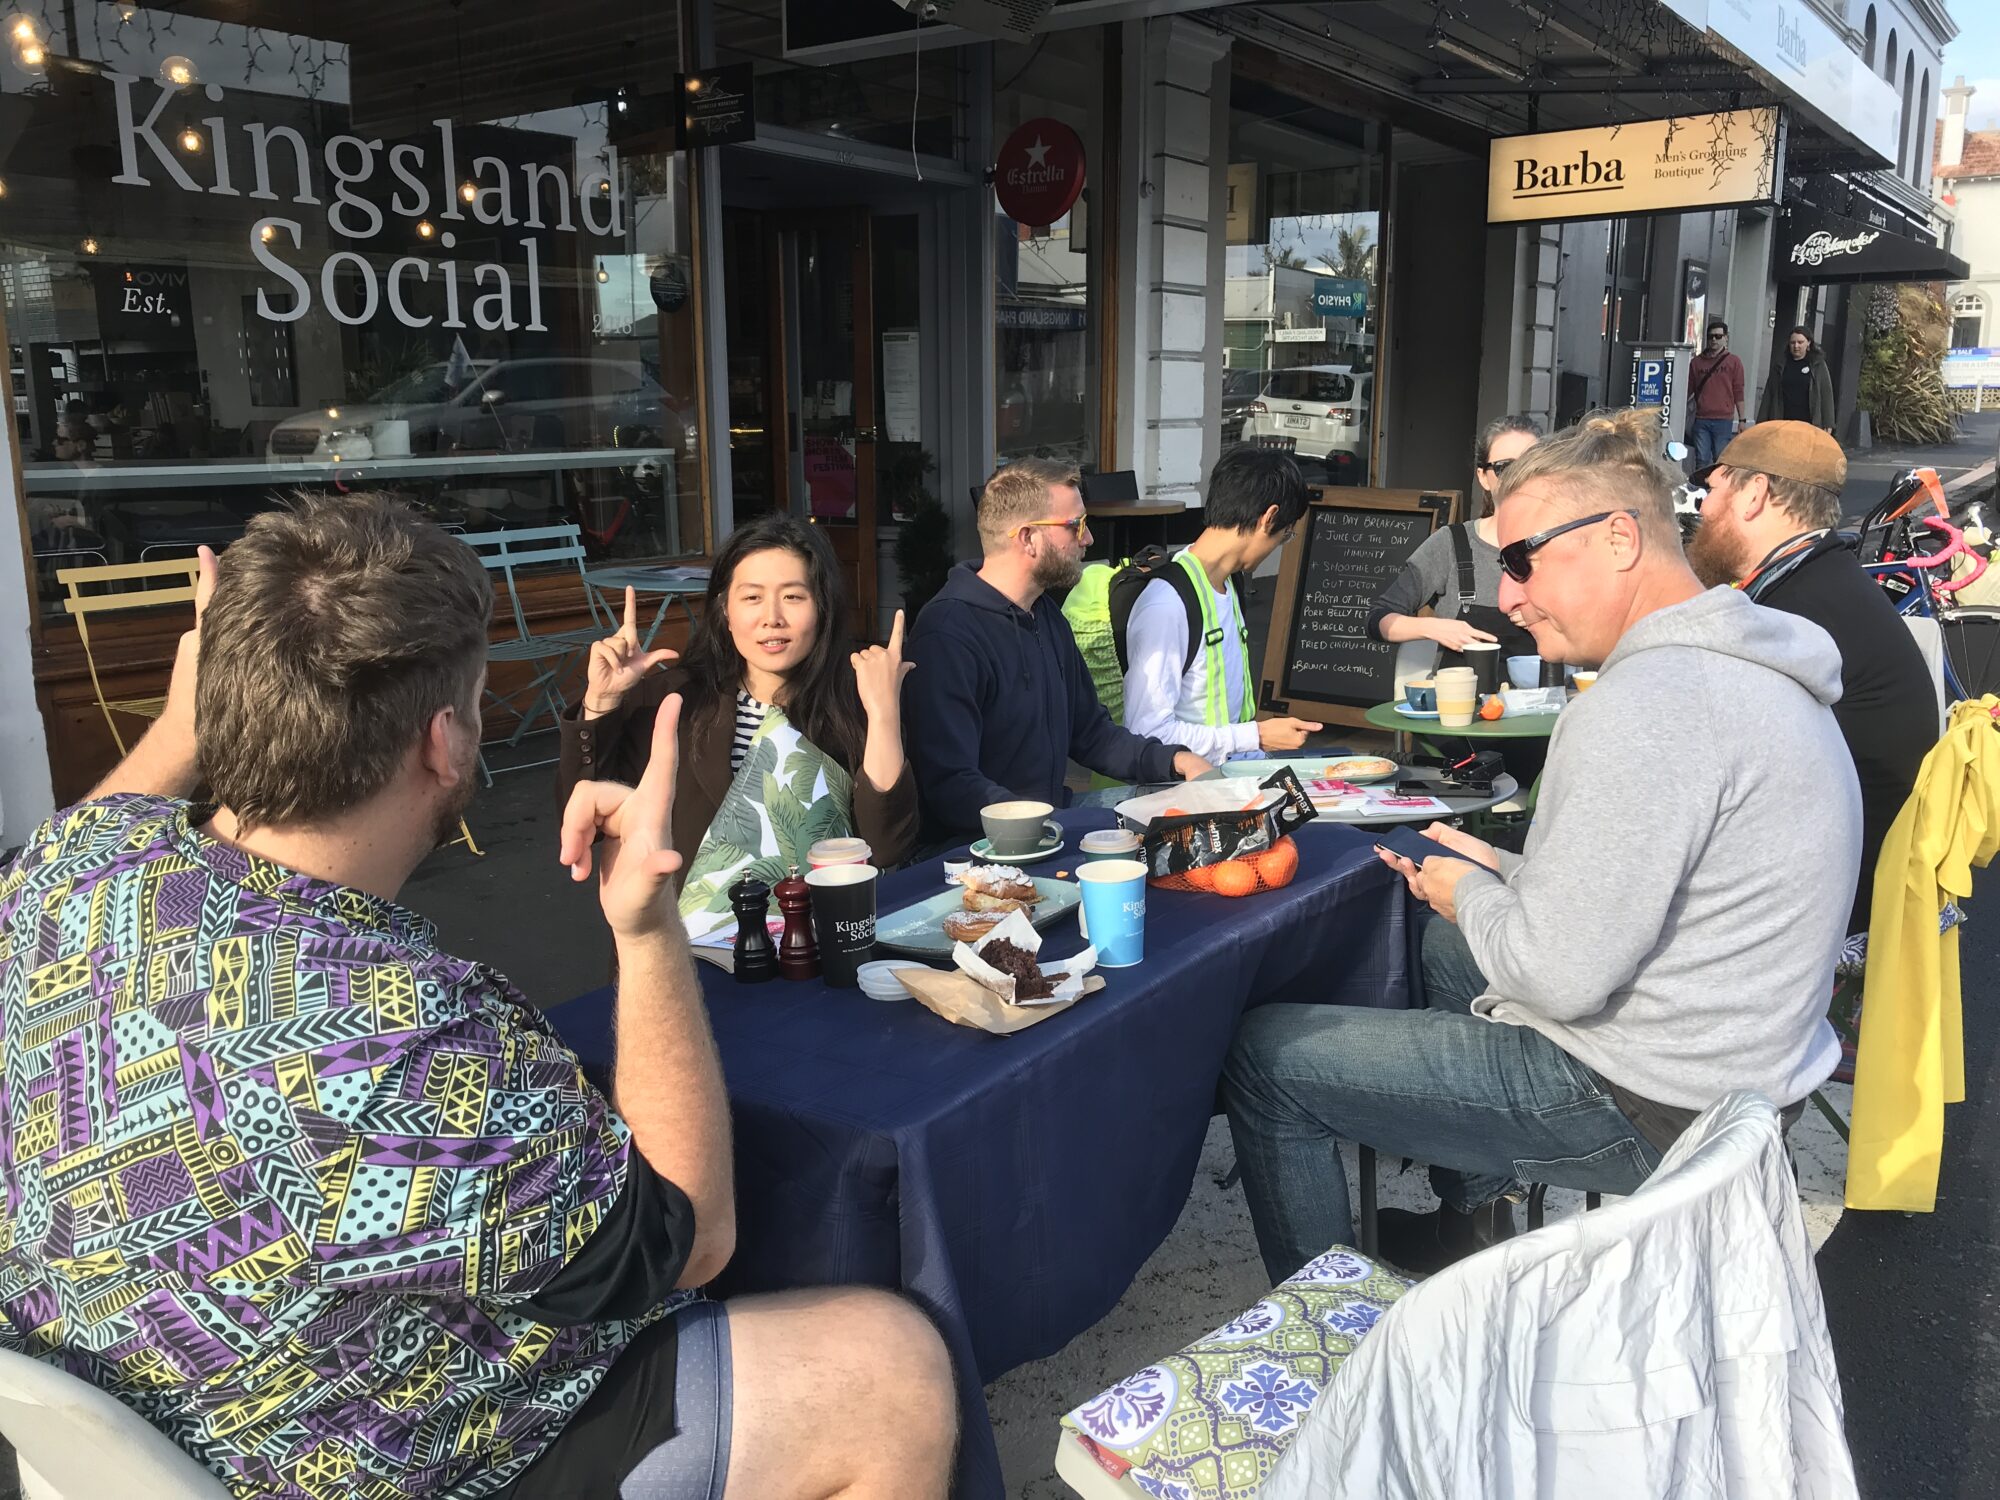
[1909,515,1990,593]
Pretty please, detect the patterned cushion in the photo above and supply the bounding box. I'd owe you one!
[1060,1247,1414,1500]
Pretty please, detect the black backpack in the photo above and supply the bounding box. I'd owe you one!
[1108,545,1211,676]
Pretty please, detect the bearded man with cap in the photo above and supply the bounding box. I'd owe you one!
[1687,420,1937,937]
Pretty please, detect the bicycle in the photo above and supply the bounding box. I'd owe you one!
[1856,467,2000,703]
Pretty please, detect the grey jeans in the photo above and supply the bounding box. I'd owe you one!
[1222,920,1661,1284]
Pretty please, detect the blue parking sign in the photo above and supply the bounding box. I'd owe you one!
[1633,357,1667,407]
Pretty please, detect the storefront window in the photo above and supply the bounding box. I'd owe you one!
[993,30,1101,471]
[5,3,701,612]
[1222,76,1384,486]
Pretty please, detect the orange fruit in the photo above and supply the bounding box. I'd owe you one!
[1479,694,1505,721]
[1183,864,1217,891]
[1211,860,1260,898]
[1254,838,1299,887]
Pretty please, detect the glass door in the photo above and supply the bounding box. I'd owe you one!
[788,211,878,642]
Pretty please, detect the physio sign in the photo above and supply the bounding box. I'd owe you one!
[1488,107,1782,225]
[1312,278,1368,319]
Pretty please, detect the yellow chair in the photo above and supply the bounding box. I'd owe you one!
[56,557,201,755]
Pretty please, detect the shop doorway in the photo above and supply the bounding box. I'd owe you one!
[722,200,928,643]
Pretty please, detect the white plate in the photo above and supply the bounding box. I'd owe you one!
[1398,704,1441,719]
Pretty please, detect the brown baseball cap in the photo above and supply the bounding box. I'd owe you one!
[1693,420,1847,493]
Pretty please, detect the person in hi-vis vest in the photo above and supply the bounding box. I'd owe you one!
[1120,447,1322,763]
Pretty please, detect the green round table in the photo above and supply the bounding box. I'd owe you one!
[1364,702,1562,740]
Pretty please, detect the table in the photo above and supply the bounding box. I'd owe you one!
[546,807,1418,1500]
[1087,501,1189,561]
[582,564,709,649]
[1364,701,1563,741]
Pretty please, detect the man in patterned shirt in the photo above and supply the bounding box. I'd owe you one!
[0,497,954,1499]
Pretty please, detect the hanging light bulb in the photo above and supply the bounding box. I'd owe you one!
[0,177,9,200]
[80,237,98,255]
[178,126,203,154]
[596,177,612,196]
[117,5,135,20]
[416,218,436,239]
[458,179,478,204]
[259,223,276,243]
[596,266,609,284]
[159,55,197,89]
[7,15,39,45]
[16,39,44,68]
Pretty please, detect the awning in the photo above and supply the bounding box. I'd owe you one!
[1775,204,1971,284]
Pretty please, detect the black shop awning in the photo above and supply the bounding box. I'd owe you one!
[1776,204,1970,284]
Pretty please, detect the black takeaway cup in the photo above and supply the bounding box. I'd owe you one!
[804,864,879,987]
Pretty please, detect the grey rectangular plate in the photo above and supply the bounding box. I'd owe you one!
[875,877,1084,957]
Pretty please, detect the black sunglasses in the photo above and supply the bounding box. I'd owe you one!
[1499,510,1636,583]
[1707,330,1728,341]
[1479,457,1516,476]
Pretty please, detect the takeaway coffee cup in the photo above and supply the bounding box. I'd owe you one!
[1435,666,1478,728]
[1403,677,1437,713]
[805,864,878,987]
[981,799,1058,858]
[1079,828,1143,863]
[1506,655,1542,690]
[807,837,872,869]
[1077,859,1147,968]
[1463,640,1502,695]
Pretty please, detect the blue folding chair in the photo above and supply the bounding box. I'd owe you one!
[459,523,614,777]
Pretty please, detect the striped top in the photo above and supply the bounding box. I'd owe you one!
[732,690,771,772]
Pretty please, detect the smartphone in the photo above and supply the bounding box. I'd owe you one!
[1371,825,1499,874]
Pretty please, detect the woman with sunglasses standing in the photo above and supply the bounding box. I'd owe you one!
[1367,415,1545,671]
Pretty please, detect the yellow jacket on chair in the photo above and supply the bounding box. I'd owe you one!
[1846,695,2000,1211]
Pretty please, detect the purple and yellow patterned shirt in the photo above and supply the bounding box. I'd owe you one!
[0,796,660,1498]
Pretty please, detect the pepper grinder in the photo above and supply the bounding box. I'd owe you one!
[774,867,821,982]
[729,875,778,984]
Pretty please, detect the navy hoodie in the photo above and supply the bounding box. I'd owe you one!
[903,561,1181,844]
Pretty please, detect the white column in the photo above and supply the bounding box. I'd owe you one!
[0,385,54,847]
[1114,15,1231,505]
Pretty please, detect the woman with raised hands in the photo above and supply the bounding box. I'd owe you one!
[557,514,918,941]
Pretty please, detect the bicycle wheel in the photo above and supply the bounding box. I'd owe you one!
[1938,606,2000,701]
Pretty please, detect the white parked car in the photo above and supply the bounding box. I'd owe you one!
[1239,365,1372,468]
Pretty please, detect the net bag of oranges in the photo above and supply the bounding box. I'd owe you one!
[1114,767,1319,897]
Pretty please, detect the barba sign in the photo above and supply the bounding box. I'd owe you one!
[1487,107,1782,226]
[107,73,629,333]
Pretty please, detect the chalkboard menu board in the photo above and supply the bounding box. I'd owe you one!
[1260,489,1455,727]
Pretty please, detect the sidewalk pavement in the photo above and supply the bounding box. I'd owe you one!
[1843,410,2000,516]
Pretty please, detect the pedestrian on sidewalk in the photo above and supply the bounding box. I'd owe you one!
[1687,320,1746,468]
[1759,325,1837,434]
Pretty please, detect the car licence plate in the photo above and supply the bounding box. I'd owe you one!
[1283,414,1311,428]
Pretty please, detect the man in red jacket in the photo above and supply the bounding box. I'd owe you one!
[1688,320,1746,469]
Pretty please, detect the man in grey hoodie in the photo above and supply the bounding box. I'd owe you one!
[1223,412,1859,1283]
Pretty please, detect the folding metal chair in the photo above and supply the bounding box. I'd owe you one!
[458,523,613,774]
[56,557,202,754]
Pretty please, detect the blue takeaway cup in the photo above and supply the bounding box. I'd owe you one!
[1077,859,1148,968]
[1403,677,1437,712]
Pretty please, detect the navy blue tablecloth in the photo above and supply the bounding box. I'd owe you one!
[546,808,1417,1499]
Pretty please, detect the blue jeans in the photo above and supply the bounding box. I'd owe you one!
[1222,921,1662,1284]
[1691,417,1736,468]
